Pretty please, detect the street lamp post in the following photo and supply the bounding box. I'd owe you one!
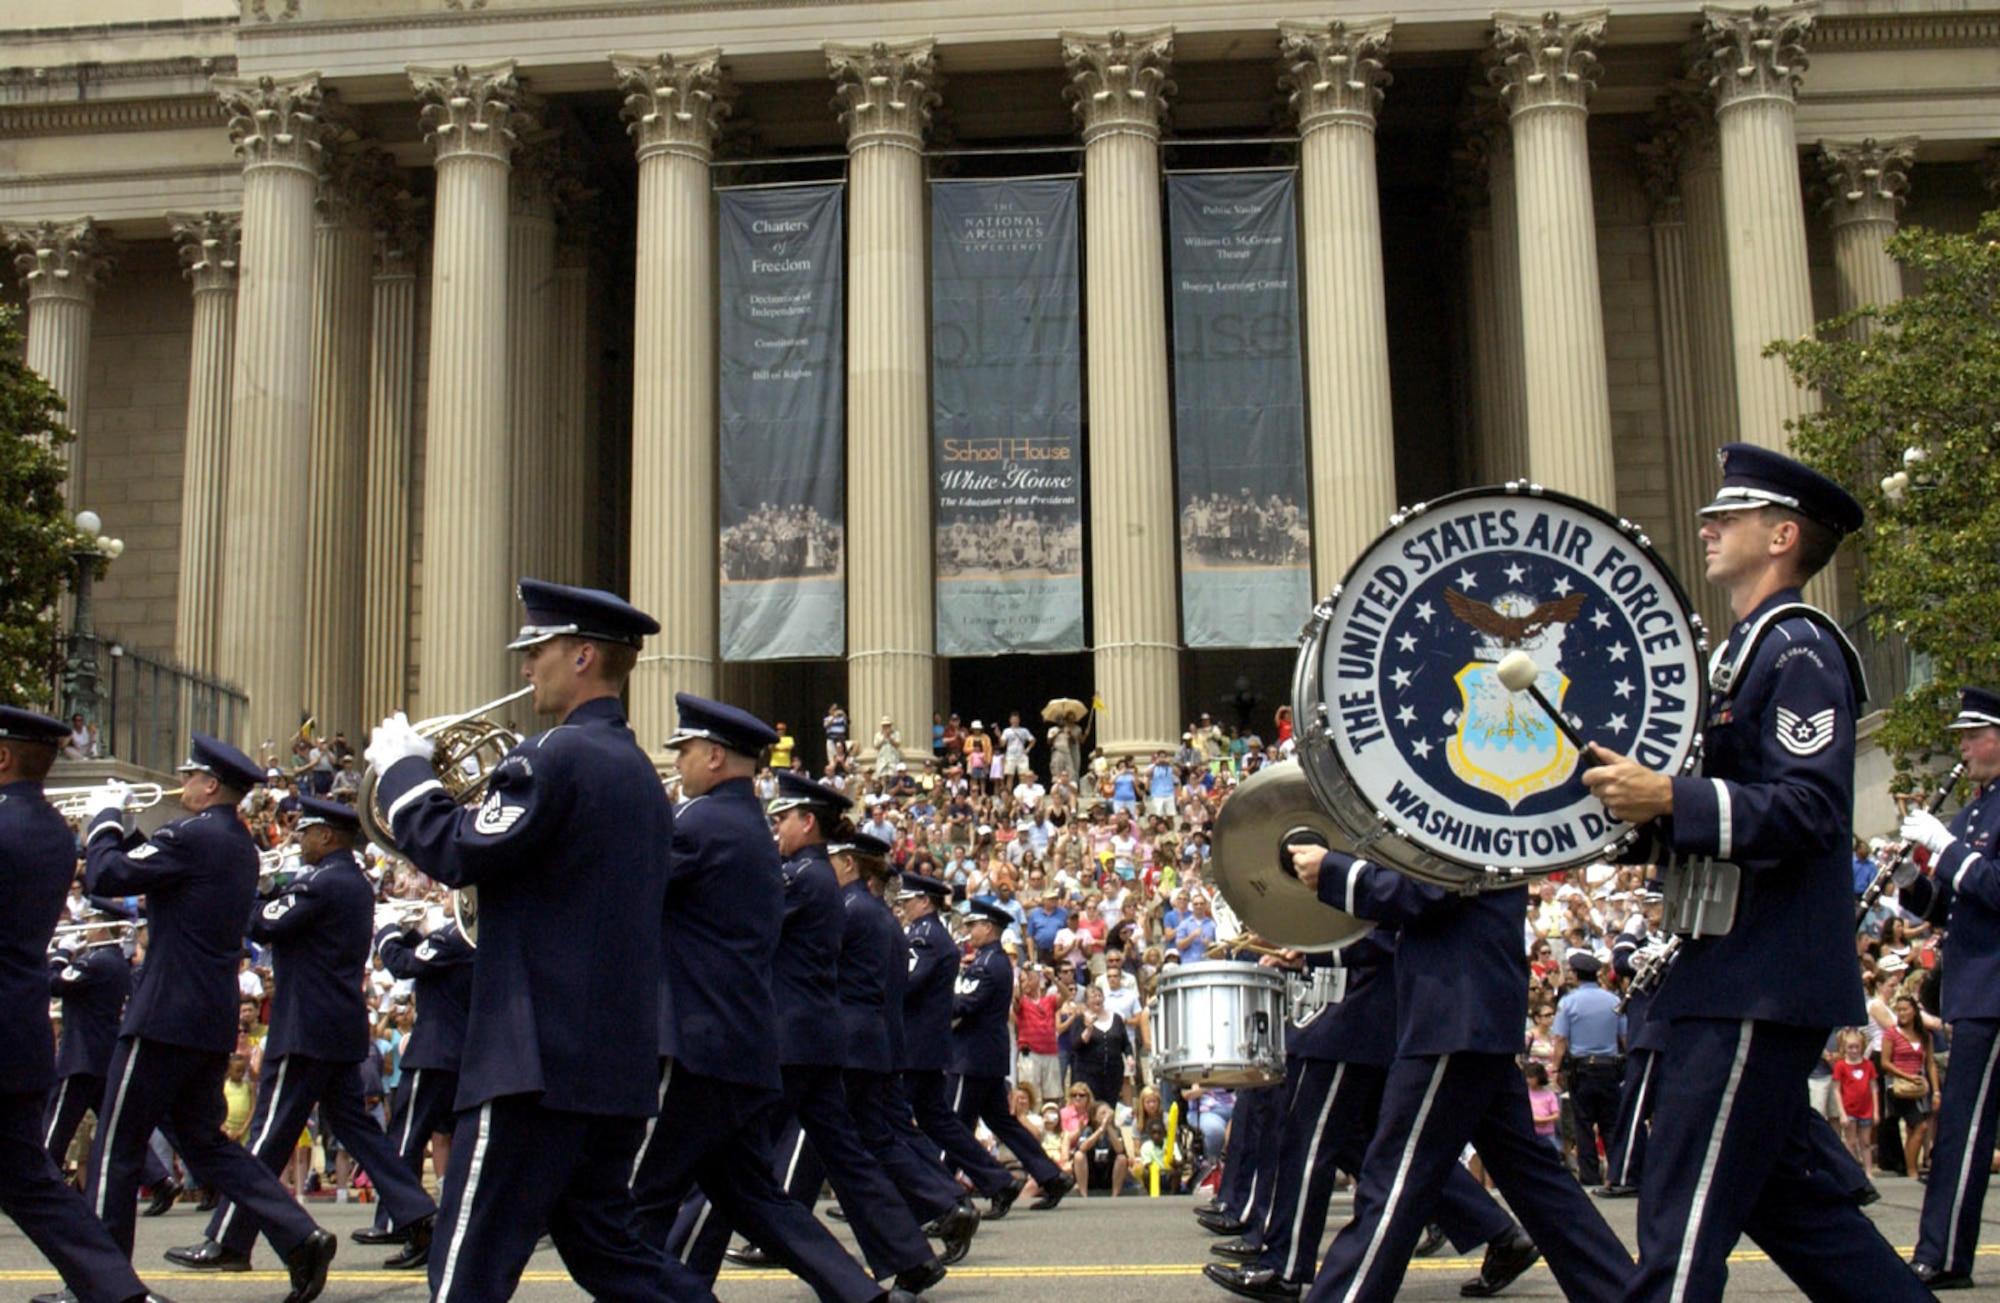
[62,509,124,742]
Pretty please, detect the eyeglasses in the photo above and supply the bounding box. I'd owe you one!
[1070,1091,1088,1099]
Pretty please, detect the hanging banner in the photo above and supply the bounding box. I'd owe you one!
[931,178,1085,655]
[1167,170,1312,649]
[717,183,846,660]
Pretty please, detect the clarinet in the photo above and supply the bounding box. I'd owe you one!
[1856,761,1966,926]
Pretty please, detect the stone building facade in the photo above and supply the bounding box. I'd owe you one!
[2,1,1996,803]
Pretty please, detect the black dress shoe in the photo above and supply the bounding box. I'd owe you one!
[1211,1237,1263,1260]
[350,1223,408,1245]
[282,1228,337,1303]
[878,1291,919,1303]
[986,1178,1026,1220]
[1592,1183,1640,1199]
[163,1239,252,1271]
[1203,1262,1302,1302]
[826,1202,848,1221]
[1912,1262,1975,1290]
[194,1188,219,1213]
[1198,1210,1253,1236]
[30,1290,78,1303]
[383,1214,433,1270]
[894,1257,948,1295]
[142,1177,183,1217]
[930,1202,980,1265]
[1854,1180,1882,1208]
[725,1244,775,1267]
[1460,1228,1539,1298]
[1415,1223,1449,1257]
[1030,1171,1076,1209]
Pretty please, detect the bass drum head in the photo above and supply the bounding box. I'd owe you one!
[1293,484,1708,888]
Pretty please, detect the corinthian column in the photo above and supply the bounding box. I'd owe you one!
[829,38,939,764]
[1491,9,1615,508]
[548,210,595,588]
[507,132,558,594]
[1478,112,1530,481]
[410,61,527,716]
[362,181,424,719]
[613,49,726,747]
[9,218,110,503]
[1065,28,1180,756]
[170,212,240,674]
[303,148,380,739]
[1280,17,1397,593]
[1819,137,1917,328]
[1638,132,1705,591]
[214,73,331,747]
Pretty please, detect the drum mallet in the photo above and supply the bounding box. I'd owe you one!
[1496,650,1602,764]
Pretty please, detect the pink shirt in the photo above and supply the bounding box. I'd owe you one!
[1016,992,1060,1055]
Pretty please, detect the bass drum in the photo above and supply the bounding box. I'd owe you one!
[1292,483,1708,892]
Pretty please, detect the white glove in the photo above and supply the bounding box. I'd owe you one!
[365,712,434,774]
[1901,808,1956,857]
[80,781,129,824]
[373,903,409,932]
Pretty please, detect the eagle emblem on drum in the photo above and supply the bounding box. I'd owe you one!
[1445,588,1586,809]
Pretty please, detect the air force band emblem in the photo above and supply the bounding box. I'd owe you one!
[1299,487,1707,876]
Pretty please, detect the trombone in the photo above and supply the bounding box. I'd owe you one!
[47,783,181,819]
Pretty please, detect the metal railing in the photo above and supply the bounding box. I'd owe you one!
[56,635,248,774]
[1843,605,1918,709]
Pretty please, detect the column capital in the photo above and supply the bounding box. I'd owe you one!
[1702,3,1816,114]
[1278,17,1394,136]
[364,166,426,277]
[826,39,939,154]
[410,60,529,164]
[1638,86,1712,211]
[510,131,564,219]
[1818,136,1916,227]
[612,49,729,164]
[170,211,242,294]
[317,144,397,230]
[1489,9,1606,117]
[214,72,333,178]
[1062,27,1175,146]
[9,218,111,305]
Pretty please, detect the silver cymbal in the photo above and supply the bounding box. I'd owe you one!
[1211,760,1374,953]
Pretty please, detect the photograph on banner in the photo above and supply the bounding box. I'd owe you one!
[717,182,846,661]
[930,177,1085,656]
[1167,169,1312,649]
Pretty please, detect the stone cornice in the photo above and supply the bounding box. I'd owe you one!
[1703,3,1816,114]
[1279,17,1394,137]
[611,49,730,165]
[826,39,940,155]
[410,60,532,165]
[9,217,112,304]
[169,210,241,294]
[0,55,234,93]
[1062,27,1175,147]
[1808,14,2000,52]
[0,95,230,140]
[1490,9,1607,118]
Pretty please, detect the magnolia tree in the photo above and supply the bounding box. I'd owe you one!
[1776,210,2000,781]
[0,303,91,708]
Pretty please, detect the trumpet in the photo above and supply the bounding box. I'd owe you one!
[258,844,303,896]
[48,917,136,957]
[47,783,181,819]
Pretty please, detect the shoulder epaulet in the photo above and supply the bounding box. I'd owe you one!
[1709,602,1868,707]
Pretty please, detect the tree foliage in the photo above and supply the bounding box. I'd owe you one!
[1775,210,2000,784]
[0,303,88,709]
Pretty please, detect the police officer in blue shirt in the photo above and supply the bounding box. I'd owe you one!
[44,918,132,1171]
[1586,444,1932,1303]
[79,733,335,1300]
[0,707,170,1303]
[638,698,914,1303]
[952,898,1076,1208]
[897,872,1024,1216]
[1286,852,1631,1302]
[165,795,436,1273]
[353,909,472,1252]
[1897,686,2000,1289]
[369,579,707,1303]
[1551,951,1624,1189]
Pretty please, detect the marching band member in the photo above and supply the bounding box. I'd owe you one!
[1898,685,2000,1289]
[1585,444,1930,1303]
[636,698,912,1303]
[0,706,167,1303]
[369,578,705,1302]
[44,917,133,1174]
[1595,924,1662,1197]
[165,795,436,1274]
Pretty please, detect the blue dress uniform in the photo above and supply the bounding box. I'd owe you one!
[173,798,436,1269]
[0,708,155,1303]
[1207,933,1518,1298]
[366,917,473,1235]
[1903,687,2000,1287]
[1552,954,1624,1187]
[951,900,1074,1203]
[81,734,331,1285]
[1600,928,1664,1193]
[374,579,707,1303]
[1209,1078,1282,1231]
[43,940,131,1167]
[900,883,1017,1206]
[633,700,890,1303]
[1302,864,1632,1303]
[1618,447,1930,1303]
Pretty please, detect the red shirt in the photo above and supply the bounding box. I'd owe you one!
[1835,1058,1876,1121]
[1016,992,1060,1055]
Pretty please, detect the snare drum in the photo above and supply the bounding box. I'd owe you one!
[1292,484,1708,891]
[1151,962,1287,1087]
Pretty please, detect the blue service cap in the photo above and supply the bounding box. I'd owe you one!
[1698,442,1864,538]
[897,871,950,900]
[767,767,850,815]
[1568,951,1602,977]
[829,830,893,859]
[1949,686,2000,731]
[0,706,70,746]
[665,693,779,757]
[295,794,361,833]
[176,733,264,794]
[966,899,1013,929]
[506,578,661,651]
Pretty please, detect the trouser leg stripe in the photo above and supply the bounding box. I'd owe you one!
[1284,1064,1344,1283]
[1944,1027,2000,1268]
[1341,1055,1449,1303]
[1669,1020,1752,1303]
[93,1040,142,1222]
[433,1101,491,1302]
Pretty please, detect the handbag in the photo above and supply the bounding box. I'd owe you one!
[1890,1074,1928,1101]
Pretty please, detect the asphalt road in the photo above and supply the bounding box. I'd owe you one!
[2,1176,1995,1301]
